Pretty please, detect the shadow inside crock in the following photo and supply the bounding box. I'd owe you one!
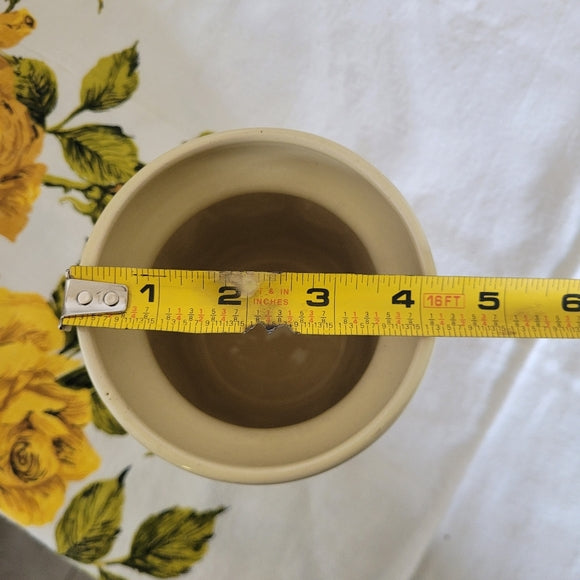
[147,192,379,428]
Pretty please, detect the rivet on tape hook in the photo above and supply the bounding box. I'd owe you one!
[59,270,128,330]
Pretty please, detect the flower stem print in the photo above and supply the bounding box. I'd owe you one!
[43,42,144,221]
[39,42,142,222]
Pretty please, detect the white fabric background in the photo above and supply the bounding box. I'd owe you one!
[3,1,579,578]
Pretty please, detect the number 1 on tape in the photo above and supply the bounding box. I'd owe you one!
[60,266,580,339]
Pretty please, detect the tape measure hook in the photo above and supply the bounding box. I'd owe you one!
[59,270,128,330]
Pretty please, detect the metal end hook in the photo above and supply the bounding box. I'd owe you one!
[59,273,128,330]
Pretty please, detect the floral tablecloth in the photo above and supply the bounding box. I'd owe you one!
[1,1,579,579]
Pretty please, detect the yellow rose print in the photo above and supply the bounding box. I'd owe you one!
[0,56,46,241]
[0,9,36,49]
[0,287,63,350]
[0,289,100,526]
[0,57,46,242]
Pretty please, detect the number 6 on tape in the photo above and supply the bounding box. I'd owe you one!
[59,266,580,339]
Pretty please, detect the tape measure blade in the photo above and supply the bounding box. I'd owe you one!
[61,267,580,339]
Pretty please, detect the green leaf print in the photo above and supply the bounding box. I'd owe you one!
[54,124,140,185]
[80,44,139,111]
[10,57,57,125]
[122,507,226,578]
[55,469,129,563]
[56,366,92,390]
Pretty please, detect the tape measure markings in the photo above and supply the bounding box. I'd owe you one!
[60,266,580,338]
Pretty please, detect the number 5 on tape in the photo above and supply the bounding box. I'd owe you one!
[60,266,580,339]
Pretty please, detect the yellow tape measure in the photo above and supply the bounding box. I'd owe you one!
[60,266,580,338]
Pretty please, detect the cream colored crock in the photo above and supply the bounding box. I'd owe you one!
[78,128,435,483]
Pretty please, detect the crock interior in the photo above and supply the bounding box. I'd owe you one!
[148,192,379,428]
